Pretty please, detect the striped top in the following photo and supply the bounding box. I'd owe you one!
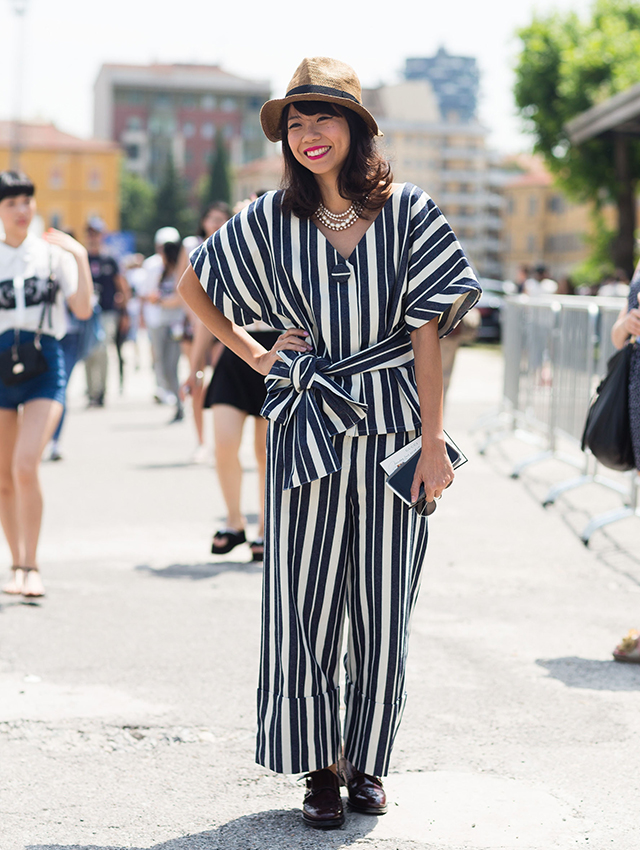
[191,182,481,487]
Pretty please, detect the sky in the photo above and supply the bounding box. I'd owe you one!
[0,0,595,154]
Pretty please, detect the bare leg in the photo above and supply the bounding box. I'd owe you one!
[191,382,206,446]
[0,409,21,592]
[212,404,246,533]
[13,399,63,595]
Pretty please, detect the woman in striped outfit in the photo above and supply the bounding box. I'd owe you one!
[178,57,481,828]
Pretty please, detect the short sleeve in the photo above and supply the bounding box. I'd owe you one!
[404,188,481,338]
[190,195,279,327]
[53,245,78,299]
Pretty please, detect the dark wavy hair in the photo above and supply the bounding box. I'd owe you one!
[198,201,232,237]
[279,101,392,220]
[0,170,35,202]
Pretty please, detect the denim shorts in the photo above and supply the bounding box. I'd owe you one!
[0,329,66,409]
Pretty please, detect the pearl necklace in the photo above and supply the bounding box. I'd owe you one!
[316,200,363,231]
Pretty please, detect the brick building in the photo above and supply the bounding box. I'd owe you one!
[94,63,270,190]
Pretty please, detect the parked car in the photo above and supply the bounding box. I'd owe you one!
[476,278,517,341]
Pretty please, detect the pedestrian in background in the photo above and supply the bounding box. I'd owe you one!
[179,57,480,827]
[83,218,130,407]
[0,171,93,598]
[140,229,185,423]
[524,263,557,296]
[178,203,233,460]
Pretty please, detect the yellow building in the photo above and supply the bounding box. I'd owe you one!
[0,121,121,236]
[501,155,616,282]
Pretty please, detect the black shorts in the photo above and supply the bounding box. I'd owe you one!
[204,330,280,417]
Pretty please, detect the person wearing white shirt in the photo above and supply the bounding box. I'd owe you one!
[0,171,93,598]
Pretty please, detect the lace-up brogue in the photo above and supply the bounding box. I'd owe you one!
[302,768,345,828]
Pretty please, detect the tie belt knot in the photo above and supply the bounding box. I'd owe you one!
[290,352,325,392]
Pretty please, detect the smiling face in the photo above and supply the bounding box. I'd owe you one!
[286,104,351,185]
[0,193,35,242]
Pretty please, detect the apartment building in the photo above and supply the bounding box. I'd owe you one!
[364,80,503,278]
[94,63,270,189]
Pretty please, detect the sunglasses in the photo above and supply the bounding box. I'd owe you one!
[413,497,437,517]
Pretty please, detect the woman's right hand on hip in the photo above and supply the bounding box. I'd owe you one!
[254,329,313,376]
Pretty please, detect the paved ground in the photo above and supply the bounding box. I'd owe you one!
[1,339,640,850]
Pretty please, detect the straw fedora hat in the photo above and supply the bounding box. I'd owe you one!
[260,57,381,143]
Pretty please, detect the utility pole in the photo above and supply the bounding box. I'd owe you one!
[9,0,29,170]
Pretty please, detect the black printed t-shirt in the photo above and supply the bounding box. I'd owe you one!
[89,253,120,311]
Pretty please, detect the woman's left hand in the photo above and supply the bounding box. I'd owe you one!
[410,435,455,504]
[42,228,88,259]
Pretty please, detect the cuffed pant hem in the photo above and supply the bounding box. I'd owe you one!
[343,678,407,777]
[256,686,342,775]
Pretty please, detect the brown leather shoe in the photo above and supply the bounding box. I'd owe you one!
[346,770,388,815]
[302,768,345,828]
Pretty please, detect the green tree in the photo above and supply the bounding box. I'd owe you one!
[151,153,197,240]
[119,167,156,255]
[514,0,640,276]
[202,132,232,206]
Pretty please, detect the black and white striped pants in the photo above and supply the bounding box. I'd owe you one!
[256,426,429,776]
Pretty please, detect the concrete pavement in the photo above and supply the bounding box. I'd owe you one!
[1,339,639,850]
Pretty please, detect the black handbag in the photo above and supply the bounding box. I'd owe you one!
[581,341,636,471]
[0,257,57,387]
[0,333,48,385]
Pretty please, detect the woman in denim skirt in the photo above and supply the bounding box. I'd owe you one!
[0,171,93,598]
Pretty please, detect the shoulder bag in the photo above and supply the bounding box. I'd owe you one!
[581,340,636,471]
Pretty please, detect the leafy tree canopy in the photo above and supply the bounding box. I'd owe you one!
[119,167,156,255]
[151,153,197,240]
[514,0,640,203]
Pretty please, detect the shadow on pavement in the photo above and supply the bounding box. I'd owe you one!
[28,807,379,850]
[537,656,640,690]
[136,560,262,580]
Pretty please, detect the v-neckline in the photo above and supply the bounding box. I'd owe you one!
[310,184,401,263]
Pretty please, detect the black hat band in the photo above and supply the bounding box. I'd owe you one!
[285,84,361,105]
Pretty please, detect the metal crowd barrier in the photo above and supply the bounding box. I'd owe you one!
[477,294,639,545]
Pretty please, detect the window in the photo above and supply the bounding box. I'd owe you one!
[182,94,197,109]
[88,169,102,190]
[528,195,538,216]
[49,168,63,189]
[527,234,537,252]
[201,122,215,140]
[155,93,171,108]
[126,115,142,131]
[548,194,565,213]
[183,122,195,138]
[223,123,235,140]
[221,97,237,112]
[201,94,217,110]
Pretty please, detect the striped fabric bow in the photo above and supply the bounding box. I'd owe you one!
[261,328,415,489]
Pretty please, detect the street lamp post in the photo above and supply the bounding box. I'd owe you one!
[9,0,29,170]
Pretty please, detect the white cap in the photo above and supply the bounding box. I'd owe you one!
[154,226,180,245]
